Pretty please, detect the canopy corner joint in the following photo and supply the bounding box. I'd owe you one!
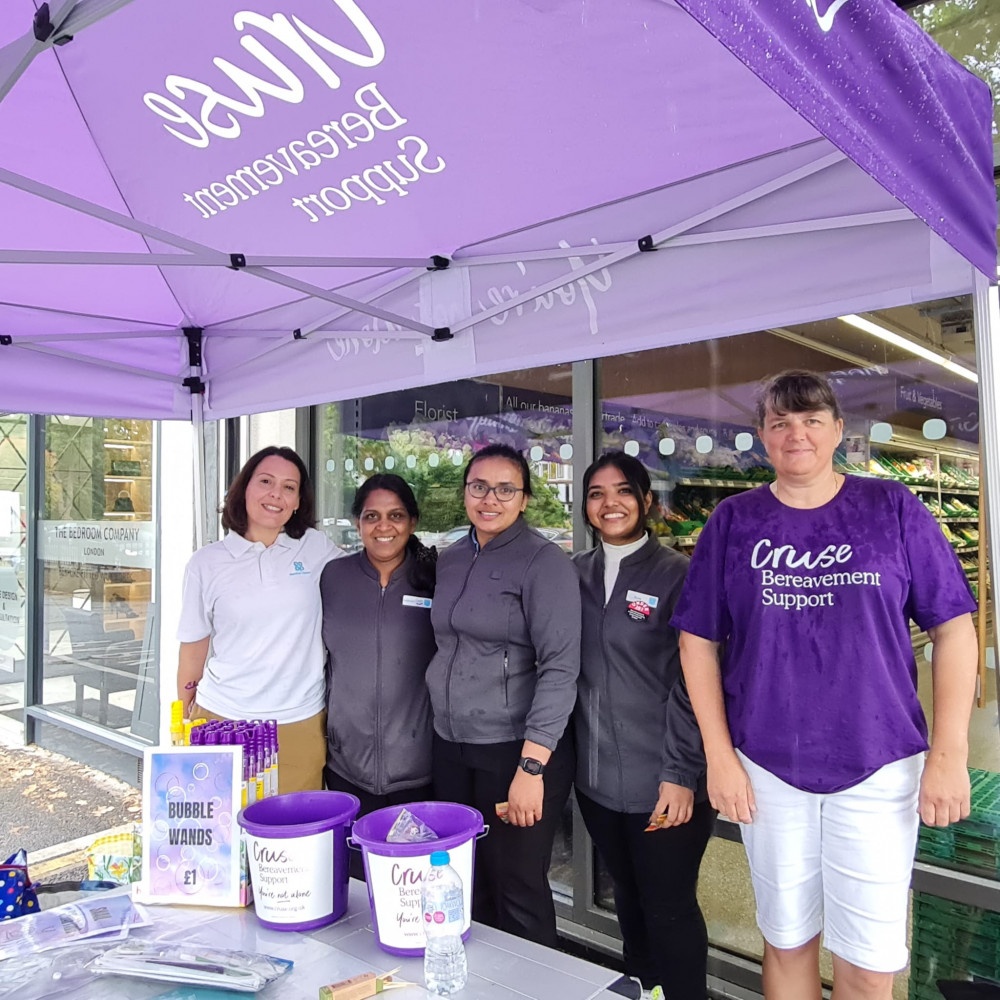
[428,255,450,271]
[32,3,73,45]
[431,328,453,342]
[183,326,204,364]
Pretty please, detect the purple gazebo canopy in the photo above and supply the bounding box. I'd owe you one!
[0,0,994,419]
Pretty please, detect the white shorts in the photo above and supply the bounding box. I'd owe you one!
[738,750,923,974]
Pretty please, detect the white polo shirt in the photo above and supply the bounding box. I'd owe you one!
[178,527,343,723]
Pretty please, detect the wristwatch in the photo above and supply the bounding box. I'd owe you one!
[518,756,546,776]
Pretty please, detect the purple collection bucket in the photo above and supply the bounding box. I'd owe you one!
[349,801,486,956]
[237,791,360,932]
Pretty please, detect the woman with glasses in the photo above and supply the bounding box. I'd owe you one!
[426,443,581,947]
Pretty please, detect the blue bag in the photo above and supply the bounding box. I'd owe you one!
[0,850,39,921]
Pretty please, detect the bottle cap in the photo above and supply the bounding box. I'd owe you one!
[429,851,450,866]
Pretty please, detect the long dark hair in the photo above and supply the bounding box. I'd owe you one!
[352,474,437,590]
[222,446,315,540]
[463,443,533,496]
[582,451,653,541]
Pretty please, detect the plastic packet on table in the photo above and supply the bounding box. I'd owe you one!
[0,893,149,960]
[0,941,112,1000]
[385,807,438,843]
[88,939,293,993]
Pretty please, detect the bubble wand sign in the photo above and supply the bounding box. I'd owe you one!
[141,747,244,906]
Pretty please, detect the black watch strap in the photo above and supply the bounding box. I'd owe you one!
[518,756,546,776]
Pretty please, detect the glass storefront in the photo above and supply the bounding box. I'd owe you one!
[0,413,27,744]
[36,416,159,744]
[314,366,578,895]
[310,294,996,996]
[593,308,993,997]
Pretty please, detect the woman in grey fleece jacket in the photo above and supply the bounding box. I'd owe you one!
[574,453,713,1000]
[320,475,437,878]
[427,444,581,948]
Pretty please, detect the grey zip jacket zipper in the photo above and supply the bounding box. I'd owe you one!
[426,517,581,750]
[320,551,436,794]
[573,532,707,812]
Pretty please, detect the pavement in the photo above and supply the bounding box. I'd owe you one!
[1,741,141,878]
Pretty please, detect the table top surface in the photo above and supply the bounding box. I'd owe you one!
[63,882,622,999]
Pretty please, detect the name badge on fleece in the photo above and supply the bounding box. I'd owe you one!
[625,589,658,622]
[402,595,432,609]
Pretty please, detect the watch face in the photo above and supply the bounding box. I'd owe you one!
[520,757,544,775]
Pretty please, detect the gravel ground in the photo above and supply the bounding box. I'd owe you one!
[1,742,141,858]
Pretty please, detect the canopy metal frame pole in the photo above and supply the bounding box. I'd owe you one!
[0,250,437,268]
[972,270,1000,718]
[0,0,79,104]
[6,329,180,344]
[448,149,847,335]
[192,391,207,551]
[0,0,138,104]
[0,167,438,336]
[6,340,184,382]
[454,208,912,268]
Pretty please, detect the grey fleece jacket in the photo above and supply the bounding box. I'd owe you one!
[426,517,581,751]
[573,533,707,813]
[320,550,436,795]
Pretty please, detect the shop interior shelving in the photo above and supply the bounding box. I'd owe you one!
[101,422,153,637]
[852,434,983,599]
[660,432,988,634]
[661,469,773,548]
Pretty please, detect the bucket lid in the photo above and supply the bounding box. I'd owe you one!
[430,851,450,866]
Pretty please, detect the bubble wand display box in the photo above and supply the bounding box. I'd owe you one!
[140,746,250,907]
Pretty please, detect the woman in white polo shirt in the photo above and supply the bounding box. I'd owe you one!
[177,446,342,792]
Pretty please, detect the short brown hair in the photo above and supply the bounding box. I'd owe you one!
[221,446,315,540]
[755,370,843,428]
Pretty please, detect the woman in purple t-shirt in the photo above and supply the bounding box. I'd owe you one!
[672,370,977,1000]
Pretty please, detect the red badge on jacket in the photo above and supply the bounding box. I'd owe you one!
[627,599,651,622]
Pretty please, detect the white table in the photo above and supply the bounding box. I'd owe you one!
[71,882,622,998]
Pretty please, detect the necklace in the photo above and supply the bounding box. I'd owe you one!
[771,472,844,509]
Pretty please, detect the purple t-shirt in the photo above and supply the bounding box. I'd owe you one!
[671,475,976,793]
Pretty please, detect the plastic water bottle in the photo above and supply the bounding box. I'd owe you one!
[422,850,468,995]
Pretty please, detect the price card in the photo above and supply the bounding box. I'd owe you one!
[140,747,244,906]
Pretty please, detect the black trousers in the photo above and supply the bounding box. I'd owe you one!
[576,790,716,1000]
[432,735,575,948]
[323,766,434,881]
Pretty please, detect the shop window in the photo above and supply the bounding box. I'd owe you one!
[596,301,994,989]
[315,367,573,556]
[37,416,158,742]
[315,365,576,896]
[248,409,297,454]
[0,413,27,742]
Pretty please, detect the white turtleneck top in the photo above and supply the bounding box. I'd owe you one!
[601,533,648,603]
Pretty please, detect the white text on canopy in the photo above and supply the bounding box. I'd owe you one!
[142,2,447,226]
